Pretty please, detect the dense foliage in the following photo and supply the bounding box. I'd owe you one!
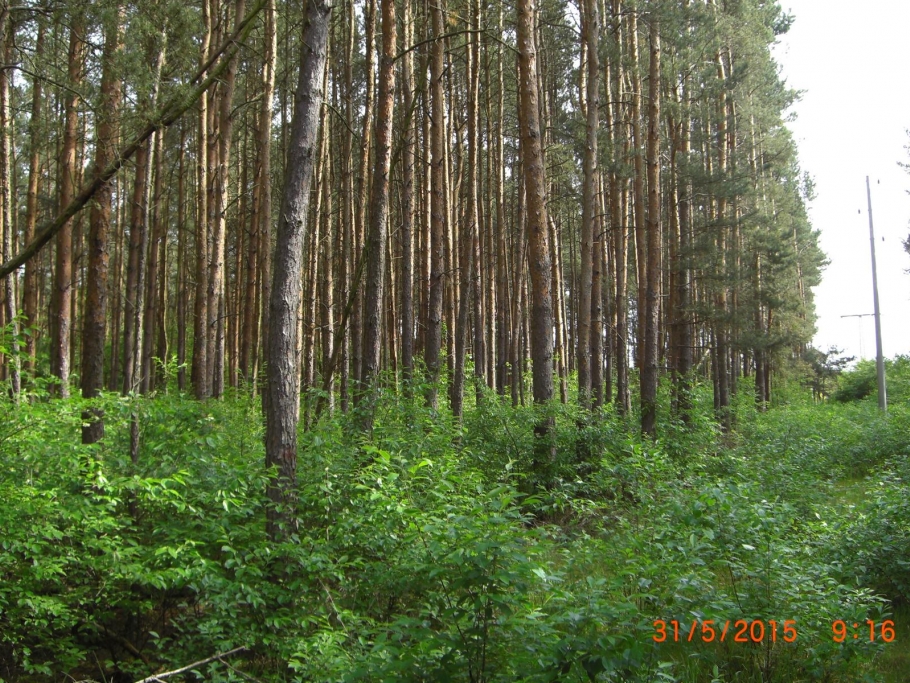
[2,377,908,682]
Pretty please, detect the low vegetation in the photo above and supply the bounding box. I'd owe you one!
[2,366,909,682]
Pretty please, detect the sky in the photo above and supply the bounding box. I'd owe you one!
[772,1,910,363]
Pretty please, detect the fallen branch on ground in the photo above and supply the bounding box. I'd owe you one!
[133,646,248,683]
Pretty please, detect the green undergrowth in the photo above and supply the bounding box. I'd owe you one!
[1,382,908,682]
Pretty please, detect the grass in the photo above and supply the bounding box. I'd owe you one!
[876,603,910,682]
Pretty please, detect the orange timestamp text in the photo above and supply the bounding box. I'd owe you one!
[653,619,798,644]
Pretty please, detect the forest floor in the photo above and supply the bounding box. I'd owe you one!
[1,382,909,682]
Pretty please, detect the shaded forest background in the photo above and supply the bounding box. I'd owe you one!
[0,0,823,431]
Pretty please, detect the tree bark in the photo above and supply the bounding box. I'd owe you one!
[21,16,44,377]
[252,0,277,393]
[193,1,213,399]
[50,15,84,398]
[608,0,630,414]
[141,121,166,393]
[207,0,246,398]
[423,0,447,409]
[517,0,555,450]
[81,9,122,441]
[640,13,661,436]
[350,0,377,388]
[176,126,188,391]
[0,6,18,399]
[577,0,599,409]
[399,0,415,391]
[627,9,646,373]
[124,37,166,395]
[451,7,479,419]
[358,0,396,429]
[265,0,332,539]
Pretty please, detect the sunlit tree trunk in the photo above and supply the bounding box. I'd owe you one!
[50,15,84,398]
[141,123,166,393]
[350,0,376,388]
[358,0,395,429]
[265,0,331,539]
[250,0,276,393]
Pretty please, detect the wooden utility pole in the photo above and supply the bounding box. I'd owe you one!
[865,176,887,412]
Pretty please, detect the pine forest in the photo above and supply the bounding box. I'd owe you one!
[0,0,908,681]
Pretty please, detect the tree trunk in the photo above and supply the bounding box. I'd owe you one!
[627,9,646,373]
[141,123,166,393]
[577,0,599,409]
[50,16,84,398]
[351,0,377,389]
[123,38,166,395]
[265,0,331,539]
[250,0,276,393]
[22,17,44,377]
[358,0,396,429]
[424,0,447,409]
[451,5,479,419]
[0,6,18,399]
[193,1,212,399]
[494,8,508,396]
[640,13,661,436]
[399,0,415,391]
[608,0,630,415]
[517,0,555,450]
[81,9,122,441]
[177,126,188,391]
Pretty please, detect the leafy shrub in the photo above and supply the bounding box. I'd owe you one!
[0,385,904,682]
[834,355,910,403]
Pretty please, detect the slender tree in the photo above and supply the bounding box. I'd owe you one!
[50,13,84,398]
[264,0,332,538]
[577,0,600,409]
[0,3,18,399]
[81,8,123,442]
[640,9,661,435]
[358,0,396,429]
[517,0,555,448]
[423,0,447,409]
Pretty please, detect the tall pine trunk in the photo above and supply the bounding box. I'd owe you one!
[50,16,84,397]
[81,10,122,441]
[517,0,555,452]
[424,0,447,409]
[358,0,396,429]
[22,18,44,376]
[577,0,600,408]
[640,14,661,436]
[265,0,332,539]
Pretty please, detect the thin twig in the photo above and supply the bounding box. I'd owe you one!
[133,646,248,683]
